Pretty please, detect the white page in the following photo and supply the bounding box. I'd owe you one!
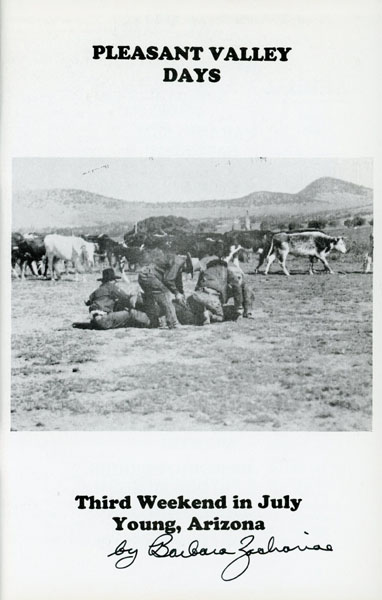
[1,1,381,598]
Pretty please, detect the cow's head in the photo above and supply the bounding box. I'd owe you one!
[334,237,347,254]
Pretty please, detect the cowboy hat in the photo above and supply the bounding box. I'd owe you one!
[97,267,121,282]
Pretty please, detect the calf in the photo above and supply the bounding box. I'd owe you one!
[264,231,347,276]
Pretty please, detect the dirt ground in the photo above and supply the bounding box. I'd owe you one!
[11,241,372,432]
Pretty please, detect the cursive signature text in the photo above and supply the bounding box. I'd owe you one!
[108,532,333,581]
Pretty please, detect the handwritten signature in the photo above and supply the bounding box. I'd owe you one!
[107,533,333,581]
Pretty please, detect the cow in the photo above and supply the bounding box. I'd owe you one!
[11,233,46,278]
[264,230,347,276]
[11,232,25,277]
[125,230,227,259]
[124,230,173,252]
[223,230,274,272]
[44,234,95,280]
[87,234,133,272]
[123,229,250,279]
[86,234,121,267]
[363,233,373,273]
[168,232,227,259]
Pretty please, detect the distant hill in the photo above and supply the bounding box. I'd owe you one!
[12,177,373,232]
[297,176,371,198]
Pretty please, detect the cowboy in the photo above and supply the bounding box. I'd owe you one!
[189,256,255,325]
[84,267,150,329]
[137,252,193,329]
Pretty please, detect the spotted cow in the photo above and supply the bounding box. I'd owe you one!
[264,231,347,276]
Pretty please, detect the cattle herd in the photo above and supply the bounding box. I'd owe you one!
[11,223,373,280]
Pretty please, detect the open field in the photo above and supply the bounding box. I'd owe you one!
[11,228,373,431]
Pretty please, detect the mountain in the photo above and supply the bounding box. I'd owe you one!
[297,177,372,201]
[12,177,372,231]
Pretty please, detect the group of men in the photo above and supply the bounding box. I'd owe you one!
[74,250,255,330]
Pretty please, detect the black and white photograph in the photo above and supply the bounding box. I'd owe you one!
[11,157,373,431]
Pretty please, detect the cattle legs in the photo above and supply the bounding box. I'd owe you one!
[254,249,265,274]
[48,256,61,281]
[318,254,334,274]
[264,252,276,275]
[363,253,372,273]
[278,251,291,276]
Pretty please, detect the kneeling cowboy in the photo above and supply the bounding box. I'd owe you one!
[86,267,150,329]
[189,257,254,325]
[138,253,193,329]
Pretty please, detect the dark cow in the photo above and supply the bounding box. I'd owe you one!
[11,232,25,277]
[223,230,274,272]
[124,230,173,251]
[264,230,347,276]
[124,230,227,260]
[12,233,46,278]
[86,234,131,272]
[168,232,226,259]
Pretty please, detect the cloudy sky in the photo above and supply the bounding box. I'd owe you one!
[13,157,373,203]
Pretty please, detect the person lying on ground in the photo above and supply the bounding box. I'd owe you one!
[79,267,151,330]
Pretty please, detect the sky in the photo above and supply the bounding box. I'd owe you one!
[13,157,373,203]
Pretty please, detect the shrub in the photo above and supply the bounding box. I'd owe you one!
[352,216,366,227]
[260,220,272,231]
[288,221,303,231]
[308,218,327,229]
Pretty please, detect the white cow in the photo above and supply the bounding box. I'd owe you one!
[44,234,95,280]
[264,231,347,276]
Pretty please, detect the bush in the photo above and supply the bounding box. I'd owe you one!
[344,216,367,228]
[308,218,327,229]
[288,221,303,231]
[275,221,288,230]
[352,216,366,227]
[260,220,272,231]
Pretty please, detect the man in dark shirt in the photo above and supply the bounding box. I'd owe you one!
[137,253,193,329]
[85,267,150,329]
[189,257,255,325]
